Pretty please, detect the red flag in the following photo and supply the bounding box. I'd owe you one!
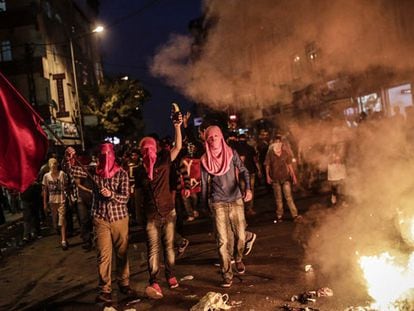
[0,71,48,192]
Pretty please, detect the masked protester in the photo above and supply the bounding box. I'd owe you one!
[265,135,301,223]
[200,126,252,288]
[135,113,189,299]
[92,143,136,303]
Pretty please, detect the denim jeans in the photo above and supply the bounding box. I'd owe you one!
[145,209,176,284]
[272,181,298,219]
[182,192,199,217]
[211,198,246,281]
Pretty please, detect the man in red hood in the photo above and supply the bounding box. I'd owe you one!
[92,142,136,303]
[200,125,252,288]
[136,112,190,299]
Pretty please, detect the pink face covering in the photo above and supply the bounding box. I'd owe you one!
[96,143,120,178]
[201,126,233,176]
[139,137,157,180]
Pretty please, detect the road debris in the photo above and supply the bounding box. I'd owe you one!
[291,288,333,304]
[280,304,319,311]
[190,292,232,310]
[180,275,194,281]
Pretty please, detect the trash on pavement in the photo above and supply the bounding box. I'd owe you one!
[125,298,141,306]
[231,300,243,306]
[344,307,373,311]
[180,275,194,281]
[304,264,313,272]
[103,307,118,311]
[291,287,333,304]
[316,287,333,297]
[190,291,232,310]
[280,304,319,311]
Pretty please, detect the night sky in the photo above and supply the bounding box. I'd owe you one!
[98,0,202,137]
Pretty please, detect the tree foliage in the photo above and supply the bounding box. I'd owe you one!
[80,78,150,140]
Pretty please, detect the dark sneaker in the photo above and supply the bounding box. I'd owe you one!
[244,233,256,256]
[220,278,233,288]
[167,277,179,289]
[177,238,189,257]
[61,241,69,251]
[235,261,246,274]
[145,283,163,299]
[119,285,138,298]
[95,292,112,303]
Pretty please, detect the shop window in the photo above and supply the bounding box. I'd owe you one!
[387,83,413,118]
[358,93,382,115]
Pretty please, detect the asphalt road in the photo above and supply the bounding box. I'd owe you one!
[0,187,371,311]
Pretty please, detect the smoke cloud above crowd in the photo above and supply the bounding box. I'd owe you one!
[150,0,414,110]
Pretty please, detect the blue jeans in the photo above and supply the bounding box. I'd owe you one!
[145,209,176,284]
[211,198,246,281]
[272,181,298,219]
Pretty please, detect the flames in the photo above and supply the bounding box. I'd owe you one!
[358,215,414,310]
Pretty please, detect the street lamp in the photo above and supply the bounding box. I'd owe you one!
[69,25,104,151]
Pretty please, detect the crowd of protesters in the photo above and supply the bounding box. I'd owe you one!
[0,108,362,303]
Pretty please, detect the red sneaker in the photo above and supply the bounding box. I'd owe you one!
[145,283,163,299]
[167,276,179,289]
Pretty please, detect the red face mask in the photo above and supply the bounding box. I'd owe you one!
[201,126,233,176]
[139,137,157,180]
[96,143,120,178]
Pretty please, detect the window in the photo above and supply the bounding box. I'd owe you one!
[0,0,6,12]
[0,40,12,62]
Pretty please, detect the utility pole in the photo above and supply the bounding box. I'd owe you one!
[69,37,85,151]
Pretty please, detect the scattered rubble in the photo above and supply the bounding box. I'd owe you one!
[291,288,333,304]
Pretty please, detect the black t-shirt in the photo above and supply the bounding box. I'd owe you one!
[235,142,257,173]
[135,149,174,218]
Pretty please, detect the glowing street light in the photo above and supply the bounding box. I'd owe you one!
[92,25,104,33]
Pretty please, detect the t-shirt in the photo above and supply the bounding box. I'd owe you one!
[135,150,174,218]
[42,171,67,204]
[264,149,292,183]
[235,142,257,173]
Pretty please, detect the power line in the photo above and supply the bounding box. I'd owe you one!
[104,0,164,30]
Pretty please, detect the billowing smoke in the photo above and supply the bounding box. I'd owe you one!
[301,119,414,301]
[150,0,414,110]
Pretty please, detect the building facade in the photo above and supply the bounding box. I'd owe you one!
[0,0,103,146]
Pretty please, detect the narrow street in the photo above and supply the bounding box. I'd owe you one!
[0,187,369,311]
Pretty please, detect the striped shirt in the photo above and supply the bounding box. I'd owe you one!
[92,168,129,222]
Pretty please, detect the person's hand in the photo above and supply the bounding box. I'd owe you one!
[173,112,183,127]
[183,112,191,128]
[266,176,272,184]
[100,187,112,198]
[183,189,191,198]
[243,189,252,202]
